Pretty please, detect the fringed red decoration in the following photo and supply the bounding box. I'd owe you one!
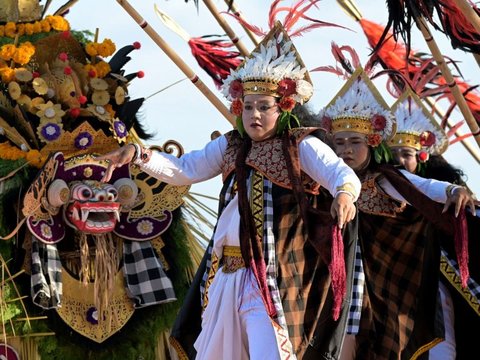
[330,224,346,321]
[439,0,480,53]
[188,35,242,89]
[223,0,347,38]
[454,209,469,288]
[359,17,480,127]
[249,258,277,318]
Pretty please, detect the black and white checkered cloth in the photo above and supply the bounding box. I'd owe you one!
[346,243,364,334]
[123,239,176,308]
[31,235,62,309]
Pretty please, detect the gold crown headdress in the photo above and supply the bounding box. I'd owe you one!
[388,89,448,157]
[321,66,396,148]
[221,21,313,135]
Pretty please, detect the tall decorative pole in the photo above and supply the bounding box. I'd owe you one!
[116,0,235,126]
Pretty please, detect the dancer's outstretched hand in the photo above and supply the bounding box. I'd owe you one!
[95,144,136,182]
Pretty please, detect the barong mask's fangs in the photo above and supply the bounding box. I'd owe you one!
[64,180,120,233]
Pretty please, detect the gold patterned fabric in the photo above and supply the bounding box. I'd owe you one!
[221,128,320,194]
[357,173,406,217]
[222,246,245,273]
[56,268,135,343]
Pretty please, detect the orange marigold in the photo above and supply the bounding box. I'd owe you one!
[94,61,111,78]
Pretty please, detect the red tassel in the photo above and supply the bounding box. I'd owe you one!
[250,258,277,318]
[188,36,242,89]
[330,224,346,321]
[454,209,469,288]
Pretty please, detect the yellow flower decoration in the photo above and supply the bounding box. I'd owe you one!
[32,77,48,95]
[4,22,16,38]
[15,68,33,82]
[8,81,21,100]
[46,15,70,31]
[0,67,15,83]
[0,44,16,61]
[90,78,109,91]
[93,61,111,78]
[92,90,110,106]
[13,42,36,65]
[86,104,112,122]
[36,101,65,123]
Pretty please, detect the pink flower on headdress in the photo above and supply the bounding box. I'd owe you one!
[371,114,386,131]
[230,98,243,116]
[229,80,243,99]
[367,133,382,147]
[420,131,436,147]
[418,150,429,163]
[278,79,297,97]
[320,115,332,133]
[279,96,296,112]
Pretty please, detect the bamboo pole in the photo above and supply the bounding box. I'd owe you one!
[223,0,259,46]
[116,0,235,126]
[414,16,480,148]
[202,0,250,57]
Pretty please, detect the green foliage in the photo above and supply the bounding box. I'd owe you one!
[276,111,300,135]
[374,141,394,164]
[236,115,246,137]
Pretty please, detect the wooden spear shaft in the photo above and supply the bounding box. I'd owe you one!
[116,0,235,126]
[202,0,250,57]
[223,0,259,46]
[415,16,480,148]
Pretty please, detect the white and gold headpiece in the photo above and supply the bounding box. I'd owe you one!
[321,67,396,147]
[389,89,448,156]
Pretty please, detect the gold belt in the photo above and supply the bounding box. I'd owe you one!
[222,246,245,273]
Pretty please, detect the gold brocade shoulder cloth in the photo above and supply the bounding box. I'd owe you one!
[357,172,406,217]
[221,128,320,194]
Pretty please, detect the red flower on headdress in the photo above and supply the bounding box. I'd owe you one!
[418,150,429,163]
[367,133,382,147]
[230,98,243,116]
[279,96,296,112]
[371,114,386,131]
[229,80,243,99]
[320,115,332,133]
[278,78,297,97]
[420,131,436,147]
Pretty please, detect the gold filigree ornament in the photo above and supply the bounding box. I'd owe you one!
[56,267,135,343]
[128,143,189,219]
[22,154,58,221]
[40,122,118,158]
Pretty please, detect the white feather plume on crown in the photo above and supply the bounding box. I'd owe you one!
[221,30,312,103]
[393,96,448,154]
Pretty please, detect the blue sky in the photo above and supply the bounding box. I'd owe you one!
[55,0,480,203]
